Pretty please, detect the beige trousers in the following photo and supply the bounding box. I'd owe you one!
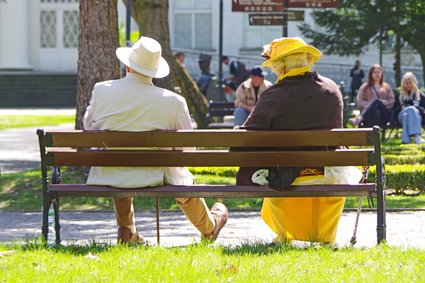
[113,197,216,237]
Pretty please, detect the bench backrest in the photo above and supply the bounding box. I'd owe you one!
[207,101,235,117]
[37,128,383,171]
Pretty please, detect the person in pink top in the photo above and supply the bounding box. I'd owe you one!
[349,64,395,127]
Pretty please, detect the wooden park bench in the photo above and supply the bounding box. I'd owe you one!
[37,127,386,245]
[205,101,235,128]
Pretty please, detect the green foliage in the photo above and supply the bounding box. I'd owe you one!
[384,154,425,165]
[299,0,425,83]
[190,167,237,178]
[381,142,425,165]
[369,164,425,194]
[299,1,386,56]
[118,22,140,47]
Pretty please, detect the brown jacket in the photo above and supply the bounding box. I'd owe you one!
[242,72,343,130]
[236,72,343,185]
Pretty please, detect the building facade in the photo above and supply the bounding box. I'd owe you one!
[0,0,423,89]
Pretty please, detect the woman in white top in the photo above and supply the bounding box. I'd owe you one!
[396,72,425,144]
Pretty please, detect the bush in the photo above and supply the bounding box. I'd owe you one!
[368,164,425,194]
[190,165,425,195]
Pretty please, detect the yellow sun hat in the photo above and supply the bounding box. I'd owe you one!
[261,37,322,69]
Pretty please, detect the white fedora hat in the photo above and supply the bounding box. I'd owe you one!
[116,36,170,78]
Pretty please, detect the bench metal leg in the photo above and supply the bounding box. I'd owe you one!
[52,198,61,245]
[156,197,160,245]
[374,127,387,244]
[377,190,386,244]
[42,198,50,242]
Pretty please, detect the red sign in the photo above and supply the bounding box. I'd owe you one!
[232,0,283,12]
[288,0,339,8]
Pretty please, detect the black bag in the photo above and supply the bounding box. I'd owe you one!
[266,167,300,191]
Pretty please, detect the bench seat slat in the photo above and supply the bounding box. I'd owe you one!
[47,129,373,148]
[48,150,373,167]
[49,184,376,198]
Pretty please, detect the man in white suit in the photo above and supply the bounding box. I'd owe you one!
[83,36,228,244]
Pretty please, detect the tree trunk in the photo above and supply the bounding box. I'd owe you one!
[394,31,401,87]
[75,0,120,130]
[128,0,209,128]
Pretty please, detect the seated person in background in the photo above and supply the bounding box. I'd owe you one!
[175,51,185,65]
[349,64,395,127]
[393,72,425,144]
[222,55,250,90]
[223,79,236,103]
[236,37,362,244]
[83,37,228,244]
[349,60,364,103]
[196,53,214,96]
[233,66,272,126]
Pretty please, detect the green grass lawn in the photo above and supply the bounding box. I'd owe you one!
[0,114,75,130]
[0,242,424,282]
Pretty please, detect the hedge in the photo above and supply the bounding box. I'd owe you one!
[191,165,425,194]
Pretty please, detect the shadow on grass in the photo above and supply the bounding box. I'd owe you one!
[14,236,150,255]
[8,237,340,257]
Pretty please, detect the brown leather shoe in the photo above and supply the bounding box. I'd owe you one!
[117,227,144,244]
[204,202,228,241]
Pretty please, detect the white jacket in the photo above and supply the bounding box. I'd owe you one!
[83,72,193,188]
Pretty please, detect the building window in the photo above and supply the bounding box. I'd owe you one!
[243,14,281,50]
[172,0,212,50]
[40,0,79,49]
[41,0,78,3]
[40,10,57,48]
[63,10,79,48]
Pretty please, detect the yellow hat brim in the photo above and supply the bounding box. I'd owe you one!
[262,45,322,68]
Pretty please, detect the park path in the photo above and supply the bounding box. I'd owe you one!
[0,108,75,174]
[0,210,424,249]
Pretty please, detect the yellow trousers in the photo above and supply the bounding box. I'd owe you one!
[262,175,346,243]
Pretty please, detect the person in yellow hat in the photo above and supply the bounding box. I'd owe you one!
[236,37,361,244]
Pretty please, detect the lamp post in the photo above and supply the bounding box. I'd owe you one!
[283,0,289,37]
[218,0,224,101]
[126,0,131,47]
[122,0,131,78]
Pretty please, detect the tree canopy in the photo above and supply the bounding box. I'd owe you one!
[299,0,425,86]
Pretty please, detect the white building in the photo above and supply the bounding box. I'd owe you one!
[0,0,422,107]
